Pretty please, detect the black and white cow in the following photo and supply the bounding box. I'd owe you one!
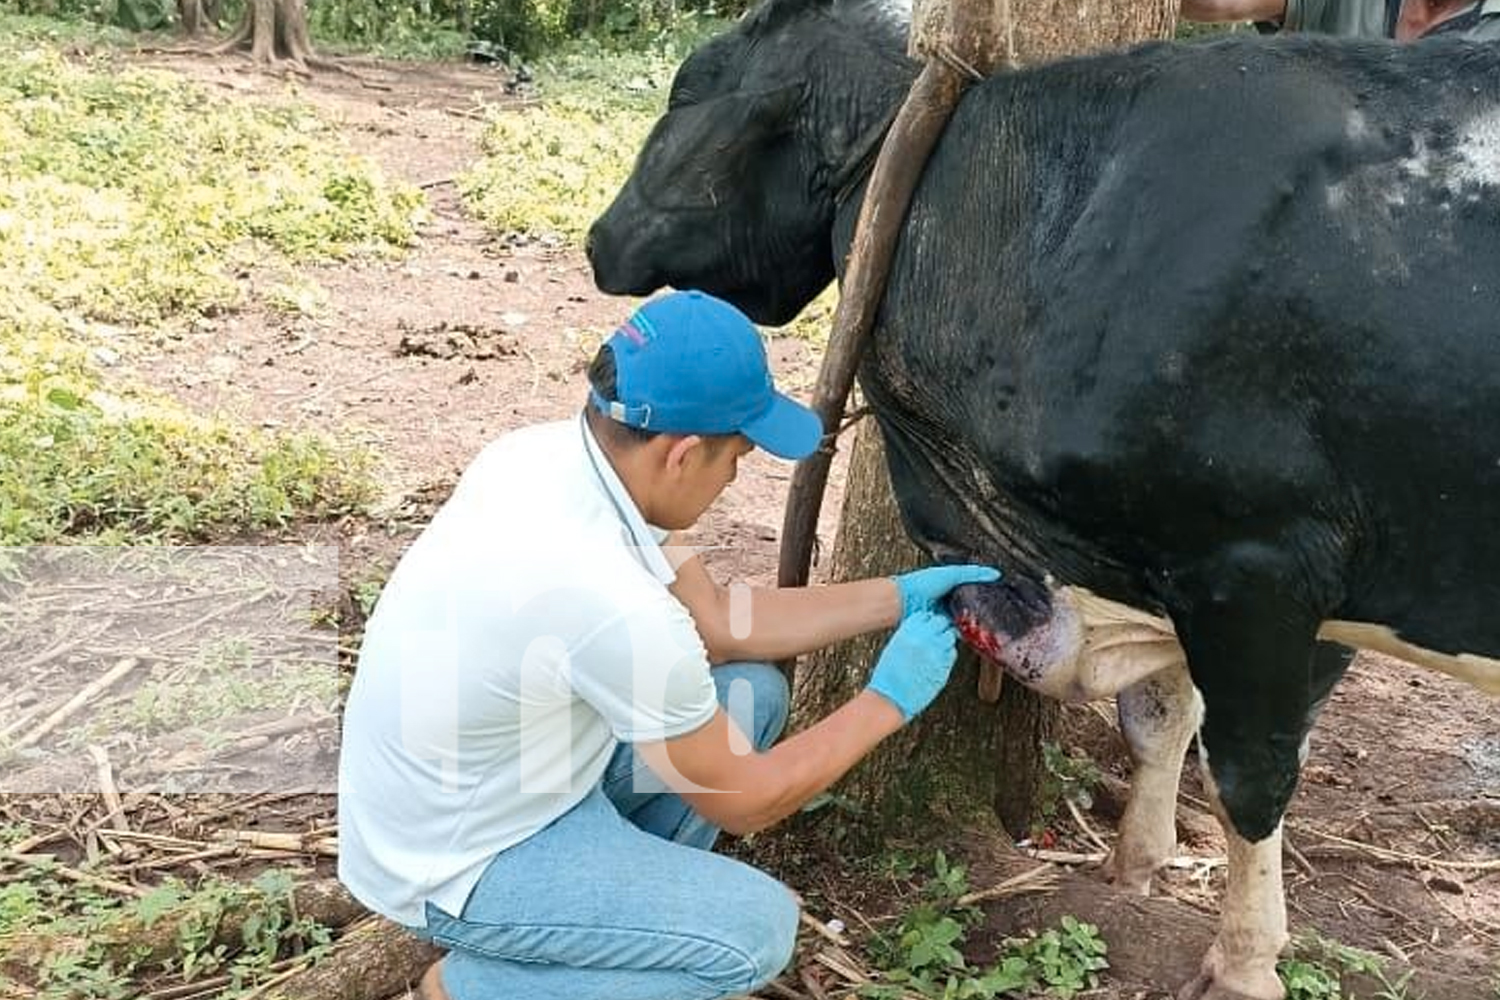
[586,2,1500,997]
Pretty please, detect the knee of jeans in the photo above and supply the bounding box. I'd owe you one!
[716,662,790,752]
[705,880,799,991]
[756,886,800,984]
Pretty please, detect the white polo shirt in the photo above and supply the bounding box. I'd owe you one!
[337,416,719,928]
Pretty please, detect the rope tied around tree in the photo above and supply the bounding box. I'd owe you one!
[775,0,1018,692]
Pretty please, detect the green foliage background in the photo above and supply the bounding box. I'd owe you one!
[0,38,425,543]
[0,0,752,57]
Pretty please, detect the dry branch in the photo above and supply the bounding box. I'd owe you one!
[777,58,971,598]
[13,657,139,749]
[955,862,1059,906]
[777,0,1017,604]
[223,829,338,856]
[87,744,131,834]
[4,851,147,899]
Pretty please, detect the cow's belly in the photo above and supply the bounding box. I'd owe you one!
[956,584,1500,698]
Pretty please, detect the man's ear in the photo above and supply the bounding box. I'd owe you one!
[663,434,705,475]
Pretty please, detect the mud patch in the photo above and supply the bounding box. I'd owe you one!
[394,320,520,361]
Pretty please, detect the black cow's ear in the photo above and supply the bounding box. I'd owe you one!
[748,83,804,132]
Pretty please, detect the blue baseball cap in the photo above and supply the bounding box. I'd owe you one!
[589,290,823,460]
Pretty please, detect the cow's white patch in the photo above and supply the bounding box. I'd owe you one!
[1058,586,1500,696]
[1325,180,1348,212]
[1453,108,1500,189]
[1319,620,1500,694]
[1346,109,1371,142]
[1401,134,1437,181]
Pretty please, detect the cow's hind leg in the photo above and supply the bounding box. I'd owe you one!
[1173,545,1354,1000]
[1107,661,1202,895]
[1178,640,1351,1000]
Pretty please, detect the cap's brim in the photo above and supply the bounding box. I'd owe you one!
[740,392,823,460]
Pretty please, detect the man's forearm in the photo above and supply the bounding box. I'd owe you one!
[725,690,904,833]
[1180,0,1287,21]
[714,577,901,662]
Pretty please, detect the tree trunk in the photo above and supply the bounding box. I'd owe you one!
[178,0,208,37]
[794,420,1059,848]
[789,0,1181,847]
[214,0,317,71]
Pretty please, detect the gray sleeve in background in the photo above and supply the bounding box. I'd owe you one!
[1283,0,1389,35]
[1468,0,1500,38]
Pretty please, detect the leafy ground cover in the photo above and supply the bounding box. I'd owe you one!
[0,32,425,543]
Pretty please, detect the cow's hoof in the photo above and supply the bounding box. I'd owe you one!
[1177,959,1284,1000]
[1101,850,1155,897]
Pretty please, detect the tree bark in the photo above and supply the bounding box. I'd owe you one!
[275,919,443,1000]
[788,0,1182,848]
[178,0,208,37]
[213,0,318,71]
[794,420,1059,848]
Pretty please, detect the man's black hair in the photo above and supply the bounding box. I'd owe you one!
[585,343,659,446]
[584,343,741,455]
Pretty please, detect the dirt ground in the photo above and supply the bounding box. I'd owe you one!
[9,50,1497,999]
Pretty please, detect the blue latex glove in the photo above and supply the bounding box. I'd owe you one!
[866,610,961,722]
[895,563,1001,619]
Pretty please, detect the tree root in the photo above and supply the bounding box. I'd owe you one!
[1,878,366,987]
[274,918,443,1000]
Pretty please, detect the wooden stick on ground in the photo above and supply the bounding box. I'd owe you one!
[799,911,850,947]
[87,744,131,834]
[957,863,1060,906]
[223,830,339,856]
[13,657,140,749]
[4,852,146,898]
[1066,796,1113,855]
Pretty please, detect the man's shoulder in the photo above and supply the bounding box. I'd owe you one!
[455,419,591,514]
[475,419,581,470]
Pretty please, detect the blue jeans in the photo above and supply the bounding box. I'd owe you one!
[420,662,799,1000]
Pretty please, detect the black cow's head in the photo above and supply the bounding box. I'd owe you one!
[587,0,917,326]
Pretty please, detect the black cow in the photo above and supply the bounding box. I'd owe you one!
[587,3,1500,997]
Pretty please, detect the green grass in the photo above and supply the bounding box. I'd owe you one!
[0,34,419,544]
[0,10,140,47]
[459,27,724,244]
[458,24,842,343]
[1279,933,1414,1000]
